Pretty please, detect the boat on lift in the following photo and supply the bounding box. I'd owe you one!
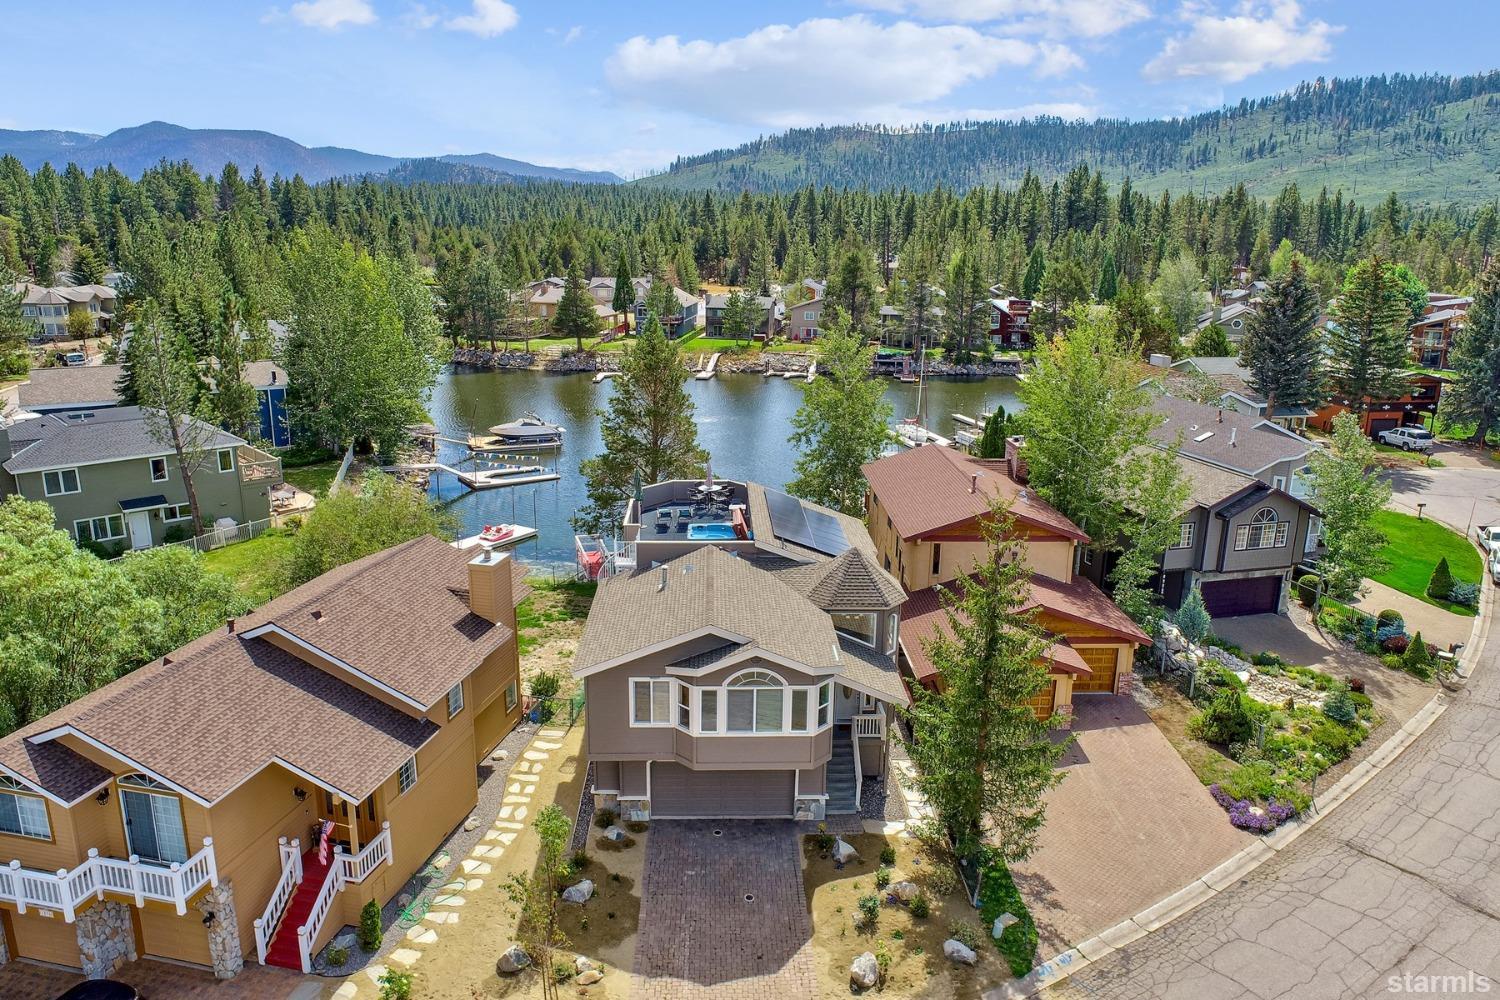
[480,413,566,451]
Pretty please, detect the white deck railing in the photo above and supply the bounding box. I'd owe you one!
[853,713,886,739]
[850,714,887,812]
[0,838,218,922]
[253,838,303,964]
[294,823,393,973]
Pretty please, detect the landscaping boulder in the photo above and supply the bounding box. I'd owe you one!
[497,945,531,974]
[943,939,978,965]
[491,748,509,761]
[992,912,1019,938]
[397,892,413,908]
[575,956,598,973]
[577,970,604,985]
[833,838,859,864]
[604,825,627,842]
[891,881,920,903]
[562,879,595,904]
[463,815,480,832]
[850,951,880,989]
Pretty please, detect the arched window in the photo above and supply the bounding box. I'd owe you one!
[1236,507,1288,551]
[118,774,188,864]
[726,670,786,732]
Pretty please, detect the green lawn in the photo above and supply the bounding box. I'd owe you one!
[199,530,295,605]
[1370,509,1481,616]
[280,459,343,498]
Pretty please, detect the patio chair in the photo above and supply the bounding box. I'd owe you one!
[654,521,669,534]
[674,521,689,534]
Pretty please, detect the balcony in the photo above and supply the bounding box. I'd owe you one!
[238,444,283,485]
[0,838,218,922]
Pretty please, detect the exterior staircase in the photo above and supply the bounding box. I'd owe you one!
[828,725,858,815]
[263,846,334,971]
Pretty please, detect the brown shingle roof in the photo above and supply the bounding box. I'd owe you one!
[772,547,905,610]
[900,573,1147,685]
[862,445,1087,542]
[238,535,513,709]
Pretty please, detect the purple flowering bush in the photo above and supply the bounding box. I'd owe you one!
[1210,784,1297,832]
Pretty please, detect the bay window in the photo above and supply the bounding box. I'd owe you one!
[832,612,878,648]
[726,671,785,733]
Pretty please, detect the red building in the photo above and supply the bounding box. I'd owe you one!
[1309,373,1445,438]
[988,297,1033,350]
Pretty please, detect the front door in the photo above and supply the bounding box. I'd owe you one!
[126,510,152,550]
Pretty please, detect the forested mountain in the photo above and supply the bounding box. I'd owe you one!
[642,72,1500,206]
[0,121,622,185]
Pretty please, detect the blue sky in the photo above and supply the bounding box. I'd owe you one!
[0,0,1494,178]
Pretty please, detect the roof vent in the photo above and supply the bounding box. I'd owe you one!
[657,567,668,593]
[1230,427,1237,447]
[970,472,978,494]
[311,609,324,622]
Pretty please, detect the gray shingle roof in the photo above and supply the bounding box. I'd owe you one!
[1149,395,1312,476]
[772,547,906,611]
[3,407,245,474]
[835,637,907,704]
[17,365,127,410]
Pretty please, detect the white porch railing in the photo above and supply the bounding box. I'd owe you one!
[853,713,886,739]
[850,714,886,812]
[294,823,393,973]
[0,837,218,922]
[253,838,303,965]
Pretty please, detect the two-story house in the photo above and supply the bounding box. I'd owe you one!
[1145,396,1320,617]
[1163,356,1315,431]
[10,283,117,341]
[1408,292,1472,369]
[0,407,281,551]
[786,296,825,342]
[988,297,1034,350]
[703,292,782,339]
[862,445,1148,723]
[0,536,526,979]
[632,279,702,339]
[16,362,292,448]
[1308,372,1444,440]
[575,479,909,821]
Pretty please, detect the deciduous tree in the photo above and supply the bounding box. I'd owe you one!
[283,472,455,586]
[1307,411,1391,598]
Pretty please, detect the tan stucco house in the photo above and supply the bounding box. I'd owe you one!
[863,444,1149,722]
[575,480,909,821]
[0,536,525,979]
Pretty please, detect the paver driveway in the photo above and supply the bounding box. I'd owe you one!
[0,957,310,999]
[633,820,816,999]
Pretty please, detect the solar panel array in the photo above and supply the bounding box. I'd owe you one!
[762,488,851,556]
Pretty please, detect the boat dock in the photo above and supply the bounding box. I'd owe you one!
[383,462,561,491]
[441,434,563,454]
[592,371,615,384]
[694,352,722,380]
[454,526,539,550]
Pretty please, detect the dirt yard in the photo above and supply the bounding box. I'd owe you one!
[516,579,594,694]
[803,830,1014,998]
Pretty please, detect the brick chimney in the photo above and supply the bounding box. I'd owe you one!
[1004,435,1028,484]
[468,547,515,627]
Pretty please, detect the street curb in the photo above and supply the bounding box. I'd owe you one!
[986,579,1488,1000]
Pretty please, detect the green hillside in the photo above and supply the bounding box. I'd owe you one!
[640,72,1500,206]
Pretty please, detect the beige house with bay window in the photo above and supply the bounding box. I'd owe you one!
[0,535,525,980]
[575,479,909,820]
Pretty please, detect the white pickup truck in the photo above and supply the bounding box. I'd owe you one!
[1475,525,1500,555]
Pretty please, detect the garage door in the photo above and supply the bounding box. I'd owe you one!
[1367,417,1399,439]
[1027,679,1056,718]
[1200,576,1281,617]
[7,907,84,968]
[1073,647,1119,694]
[651,763,795,818]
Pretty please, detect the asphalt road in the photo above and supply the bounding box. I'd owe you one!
[1043,605,1500,1000]
[1384,455,1500,538]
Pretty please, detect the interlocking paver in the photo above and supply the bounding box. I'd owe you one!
[0,957,307,999]
[633,820,816,999]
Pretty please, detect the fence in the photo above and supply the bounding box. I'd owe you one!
[106,517,273,561]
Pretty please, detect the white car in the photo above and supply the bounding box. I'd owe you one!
[1378,426,1435,451]
[1491,549,1500,583]
[1477,525,1500,555]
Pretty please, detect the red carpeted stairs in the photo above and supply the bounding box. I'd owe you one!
[264,846,335,970]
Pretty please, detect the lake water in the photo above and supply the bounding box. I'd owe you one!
[426,367,1020,568]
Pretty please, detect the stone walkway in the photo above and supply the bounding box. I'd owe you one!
[327,724,573,999]
[632,821,816,999]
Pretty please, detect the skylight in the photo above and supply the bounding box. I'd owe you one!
[1193,431,1215,442]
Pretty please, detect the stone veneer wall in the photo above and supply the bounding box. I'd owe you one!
[196,880,244,980]
[76,900,136,979]
[0,916,9,965]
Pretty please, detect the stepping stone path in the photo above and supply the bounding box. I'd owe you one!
[332,728,562,996]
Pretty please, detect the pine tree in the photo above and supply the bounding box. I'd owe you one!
[1021,247,1045,299]
[610,250,634,325]
[1442,256,1500,444]
[786,310,892,514]
[943,247,988,362]
[1240,258,1323,416]
[1327,256,1412,411]
[1174,586,1212,645]
[1427,557,1454,600]
[827,239,878,333]
[0,275,31,377]
[903,499,1069,860]
[1190,323,1234,357]
[553,262,601,351]
[975,406,1008,459]
[126,303,215,530]
[1097,252,1118,301]
[721,288,757,341]
[574,315,707,533]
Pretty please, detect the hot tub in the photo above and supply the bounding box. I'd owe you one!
[687,522,744,540]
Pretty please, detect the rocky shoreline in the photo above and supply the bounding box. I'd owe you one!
[450,346,1023,378]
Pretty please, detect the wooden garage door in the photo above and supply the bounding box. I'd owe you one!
[7,907,83,968]
[1026,680,1056,718]
[1201,576,1281,618]
[1072,647,1119,693]
[651,763,795,818]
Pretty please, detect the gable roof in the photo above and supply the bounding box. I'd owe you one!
[17,365,128,410]
[238,535,512,710]
[3,406,244,474]
[1148,395,1312,476]
[862,444,1086,542]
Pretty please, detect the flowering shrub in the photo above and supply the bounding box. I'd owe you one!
[1381,634,1410,654]
[1210,784,1297,832]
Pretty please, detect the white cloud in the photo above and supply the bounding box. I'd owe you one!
[286,0,376,30]
[853,0,1152,38]
[1035,42,1084,78]
[445,0,518,38]
[401,3,440,29]
[563,25,583,44]
[1143,1,1340,82]
[606,16,1070,128]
